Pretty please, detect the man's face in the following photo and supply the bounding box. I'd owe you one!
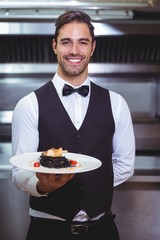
[52,22,96,83]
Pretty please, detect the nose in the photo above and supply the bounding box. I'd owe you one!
[69,43,79,55]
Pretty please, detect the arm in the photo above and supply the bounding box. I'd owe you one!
[12,92,41,196]
[110,91,135,186]
[12,92,74,196]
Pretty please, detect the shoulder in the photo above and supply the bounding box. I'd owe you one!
[35,80,53,96]
[13,92,38,117]
[109,90,132,127]
[109,90,125,103]
[91,81,126,106]
[15,92,37,108]
[109,90,129,110]
[12,92,38,134]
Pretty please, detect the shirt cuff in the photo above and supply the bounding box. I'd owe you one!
[28,175,48,197]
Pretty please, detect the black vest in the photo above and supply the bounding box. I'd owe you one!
[30,80,115,220]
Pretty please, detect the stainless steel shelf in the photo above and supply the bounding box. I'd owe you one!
[0,63,160,76]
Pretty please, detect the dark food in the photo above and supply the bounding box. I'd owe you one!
[39,155,72,169]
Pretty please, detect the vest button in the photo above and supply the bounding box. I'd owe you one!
[80,203,84,208]
[80,185,84,190]
[77,134,81,138]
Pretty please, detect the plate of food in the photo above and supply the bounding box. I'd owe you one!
[9,147,102,174]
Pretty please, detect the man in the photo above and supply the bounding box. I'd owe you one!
[12,10,135,240]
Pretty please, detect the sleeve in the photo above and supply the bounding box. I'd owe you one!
[11,92,43,197]
[110,91,136,186]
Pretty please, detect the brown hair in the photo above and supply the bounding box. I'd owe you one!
[54,10,95,43]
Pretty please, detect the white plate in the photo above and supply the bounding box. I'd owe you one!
[9,152,102,174]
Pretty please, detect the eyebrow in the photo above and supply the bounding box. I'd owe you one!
[60,38,90,42]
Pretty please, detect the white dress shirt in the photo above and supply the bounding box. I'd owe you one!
[12,73,135,221]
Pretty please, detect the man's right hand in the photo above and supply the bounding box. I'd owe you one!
[36,172,75,194]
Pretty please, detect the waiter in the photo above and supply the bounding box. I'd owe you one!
[12,10,135,240]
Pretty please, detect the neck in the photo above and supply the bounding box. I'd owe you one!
[57,70,88,86]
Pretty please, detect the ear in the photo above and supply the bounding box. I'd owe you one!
[52,39,57,55]
[91,40,96,56]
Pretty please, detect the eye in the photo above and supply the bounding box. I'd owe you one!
[61,41,69,45]
[80,41,88,45]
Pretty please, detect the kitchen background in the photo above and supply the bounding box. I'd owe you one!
[0,0,160,239]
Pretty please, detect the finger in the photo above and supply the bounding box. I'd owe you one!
[55,174,75,185]
[37,173,60,184]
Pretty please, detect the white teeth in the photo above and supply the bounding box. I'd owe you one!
[68,59,81,63]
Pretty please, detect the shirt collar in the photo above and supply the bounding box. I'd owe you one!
[52,73,90,97]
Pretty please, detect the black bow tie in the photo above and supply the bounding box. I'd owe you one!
[62,84,89,97]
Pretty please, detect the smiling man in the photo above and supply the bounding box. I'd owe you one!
[53,17,96,83]
[12,10,135,240]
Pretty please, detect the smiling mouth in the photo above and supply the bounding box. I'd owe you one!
[65,57,83,64]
